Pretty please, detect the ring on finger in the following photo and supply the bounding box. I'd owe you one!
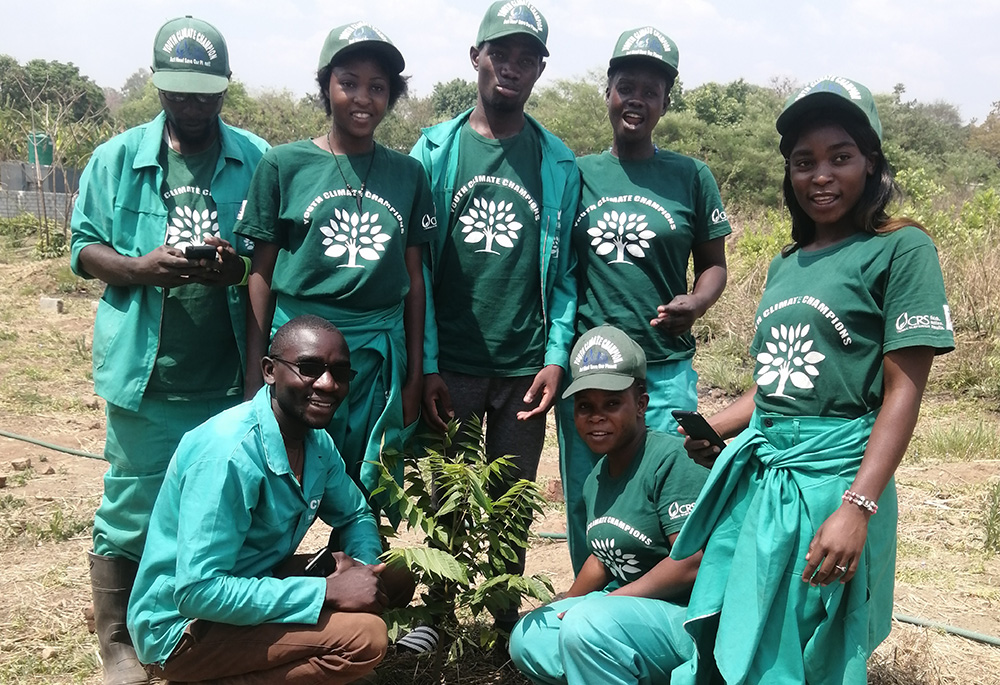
[835,564,847,573]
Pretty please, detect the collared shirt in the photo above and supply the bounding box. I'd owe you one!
[127,387,382,667]
[70,112,269,411]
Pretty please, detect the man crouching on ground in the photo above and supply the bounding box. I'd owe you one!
[128,315,392,684]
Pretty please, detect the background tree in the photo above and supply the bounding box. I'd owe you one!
[430,78,477,121]
[121,68,151,101]
[526,71,607,156]
[970,101,1000,166]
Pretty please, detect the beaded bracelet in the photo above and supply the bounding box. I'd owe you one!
[843,489,878,515]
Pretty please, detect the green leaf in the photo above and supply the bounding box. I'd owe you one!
[389,547,469,584]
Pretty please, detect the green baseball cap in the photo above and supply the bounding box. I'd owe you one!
[609,27,679,79]
[318,22,405,74]
[151,16,231,94]
[776,76,883,141]
[476,1,549,57]
[562,325,647,399]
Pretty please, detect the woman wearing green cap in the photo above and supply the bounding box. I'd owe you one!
[558,27,731,575]
[669,78,954,684]
[236,22,436,512]
[510,325,707,685]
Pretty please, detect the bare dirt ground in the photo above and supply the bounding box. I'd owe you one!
[1,253,999,684]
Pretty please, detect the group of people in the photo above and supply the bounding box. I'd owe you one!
[69,3,954,685]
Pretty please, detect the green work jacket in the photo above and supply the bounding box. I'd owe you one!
[70,112,269,411]
[409,110,580,374]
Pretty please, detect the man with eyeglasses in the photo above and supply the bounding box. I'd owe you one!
[70,15,268,684]
[127,315,394,683]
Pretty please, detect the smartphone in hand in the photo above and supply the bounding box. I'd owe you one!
[303,546,336,577]
[671,410,727,450]
[185,244,217,260]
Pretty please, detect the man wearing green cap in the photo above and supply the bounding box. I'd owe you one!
[70,15,268,684]
[410,1,579,632]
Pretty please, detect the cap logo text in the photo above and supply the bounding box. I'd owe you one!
[574,334,624,372]
[622,28,671,57]
[340,22,389,44]
[497,1,544,34]
[795,75,862,102]
[161,29,218,66]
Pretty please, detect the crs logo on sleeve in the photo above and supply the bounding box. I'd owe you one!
[711,208,728,225]
[668,501,695,519]
[421,214,437,230]
[895,311,947,333]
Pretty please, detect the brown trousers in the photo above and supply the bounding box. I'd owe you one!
[146,610,387,684]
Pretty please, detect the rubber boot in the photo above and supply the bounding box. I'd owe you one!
[88,552,150,685]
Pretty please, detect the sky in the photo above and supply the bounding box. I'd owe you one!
[2,0,998,123]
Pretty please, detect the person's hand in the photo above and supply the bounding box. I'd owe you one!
[422,373,453,432]
[517,364,563,420]
[402,376,422,427]
[678,426,721,469]
[801,504,870,587]
[651,295,703,337]
[324,555,388,614]
[132,244,203,287]
[194,235,245,286]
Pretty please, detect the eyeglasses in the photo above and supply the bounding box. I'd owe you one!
[270,357,357,384]
[159,90,226,104]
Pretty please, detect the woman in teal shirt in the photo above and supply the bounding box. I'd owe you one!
[670,78,955,684]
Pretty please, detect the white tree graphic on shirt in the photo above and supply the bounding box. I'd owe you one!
[755,324,826,398]
[458,197,522,255]
[588,210,657,265]
[165,206,219,249]
[592,538,641,581]
[320,208,389,268]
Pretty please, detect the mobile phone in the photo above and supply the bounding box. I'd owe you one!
[184,244,217,260]
[303,546,334,577]
[671,410,727,450]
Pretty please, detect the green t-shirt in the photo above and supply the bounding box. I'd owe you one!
[147,138,241,399]
[750,227,955,418]
[235,140,436,312]
[434,122,545,375]
[574,150,732,362]
[584,430,708,590]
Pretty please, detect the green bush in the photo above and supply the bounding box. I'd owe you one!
[33,230,69,259]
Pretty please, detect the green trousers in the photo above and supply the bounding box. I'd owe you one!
[93,395,239,561]
[510,591,693,685]
[556,359,697,574]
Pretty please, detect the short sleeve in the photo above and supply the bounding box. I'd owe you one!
[694,162,732,244]
[234,153,284,247]
[881,229,955,355]
[654,447,709,538]
[406,163,437,247]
